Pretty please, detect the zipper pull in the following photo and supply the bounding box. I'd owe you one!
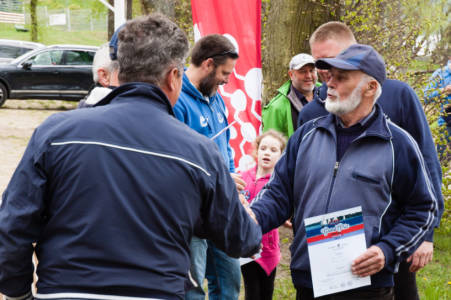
[333,161,339,177]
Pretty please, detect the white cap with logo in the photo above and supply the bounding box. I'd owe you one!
[289,53,315,70]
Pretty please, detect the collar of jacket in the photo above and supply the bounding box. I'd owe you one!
[93,82,174,116]
[313,103,392,141]
[276,80,292,97]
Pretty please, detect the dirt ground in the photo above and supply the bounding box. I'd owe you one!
[0,99,295,296]
[0,100,77,193]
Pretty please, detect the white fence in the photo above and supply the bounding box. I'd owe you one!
[0,11,24,24]
[0,7,107,32]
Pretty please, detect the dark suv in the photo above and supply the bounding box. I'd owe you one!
[0,44,98,107]
[0,39,44,64]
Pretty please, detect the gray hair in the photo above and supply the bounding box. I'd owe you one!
[361,73,382,104]
[92,43,111,83]
[117,14,189,86]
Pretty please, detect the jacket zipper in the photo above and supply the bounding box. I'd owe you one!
[325,161,339,212]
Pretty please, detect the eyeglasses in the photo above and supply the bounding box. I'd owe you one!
[206,50,238,59]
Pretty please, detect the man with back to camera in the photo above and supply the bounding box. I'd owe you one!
[78,42,119,108]
[262,53,320,138]
[172,34,244,300]
[296,22,444,300]
[0,14,261,300]
[250,43,437,300]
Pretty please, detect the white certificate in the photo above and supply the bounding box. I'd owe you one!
[304,206,370,298]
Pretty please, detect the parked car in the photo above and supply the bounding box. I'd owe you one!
[0,39,44,64]
[0,44,98,107]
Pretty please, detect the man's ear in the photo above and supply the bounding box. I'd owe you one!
[363,80,378,97]
[201,58,215,72]
[97,68,110,87]
[161,67,181,106]
[288,69,293,80]
[167,67,180,91]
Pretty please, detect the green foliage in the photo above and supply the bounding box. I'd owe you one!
[342,0,450,237]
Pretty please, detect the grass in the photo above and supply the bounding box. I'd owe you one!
[0,23,107,46]
[417,230,451,299]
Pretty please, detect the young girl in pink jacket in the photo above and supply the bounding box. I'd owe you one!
[240,129,287,300]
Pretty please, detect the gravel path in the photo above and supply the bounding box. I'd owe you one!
[0,100,76,193]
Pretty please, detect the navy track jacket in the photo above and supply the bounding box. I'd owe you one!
[298,80,443,240]
[252,104,437,289]
[0,83,261,299]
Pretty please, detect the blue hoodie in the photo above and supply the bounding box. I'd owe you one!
[173,73,235,172]
[298,80,443,240]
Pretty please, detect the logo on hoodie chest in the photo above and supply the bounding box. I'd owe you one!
[200,116,208,127]
[217,112,224,123]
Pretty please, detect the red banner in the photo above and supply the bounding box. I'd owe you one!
[190,0,262,171]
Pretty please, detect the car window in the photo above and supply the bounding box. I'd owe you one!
[29,50,64,65]
[63,50,95,65]
[0,45,23,58]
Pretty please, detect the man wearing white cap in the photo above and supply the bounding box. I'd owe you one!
[262,53,320,137]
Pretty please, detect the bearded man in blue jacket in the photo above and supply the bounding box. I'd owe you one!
[0,14,261,300]
[251,44,437,300]
[297,22,443,300]
[173,34,243,300]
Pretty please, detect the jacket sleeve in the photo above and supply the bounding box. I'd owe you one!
[262,98,288,137]
[375,129,437,272]
[251,129,302,234]
[226,137,236,173]
[399,83,443,241]
[0,130,47,297]
[197,149,261,258]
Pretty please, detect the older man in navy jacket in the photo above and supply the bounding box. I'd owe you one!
[297,22,443,300]
[0,14,261,300]
[251,44,437,300]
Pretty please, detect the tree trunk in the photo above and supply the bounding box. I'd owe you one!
[140,0,175,18]
[126,0,133,20]
[108,0,114,40]
[261,0,341,103]
[30,0,38,42]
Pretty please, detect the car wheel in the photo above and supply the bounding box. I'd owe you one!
[0,82,7,107]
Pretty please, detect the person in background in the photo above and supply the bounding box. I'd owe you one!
[262,53,320,137]
[424,56,451,159]
[78,42,119,108]
[240,129,287,300]
[297,22,443,300]
[173,34,244,300]
[0,14,261,300]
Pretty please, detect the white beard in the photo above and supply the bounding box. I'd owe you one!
[325,80,365,116]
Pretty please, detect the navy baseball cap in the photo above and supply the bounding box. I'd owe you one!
[315,44,386,85]
[109,24,125,60]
